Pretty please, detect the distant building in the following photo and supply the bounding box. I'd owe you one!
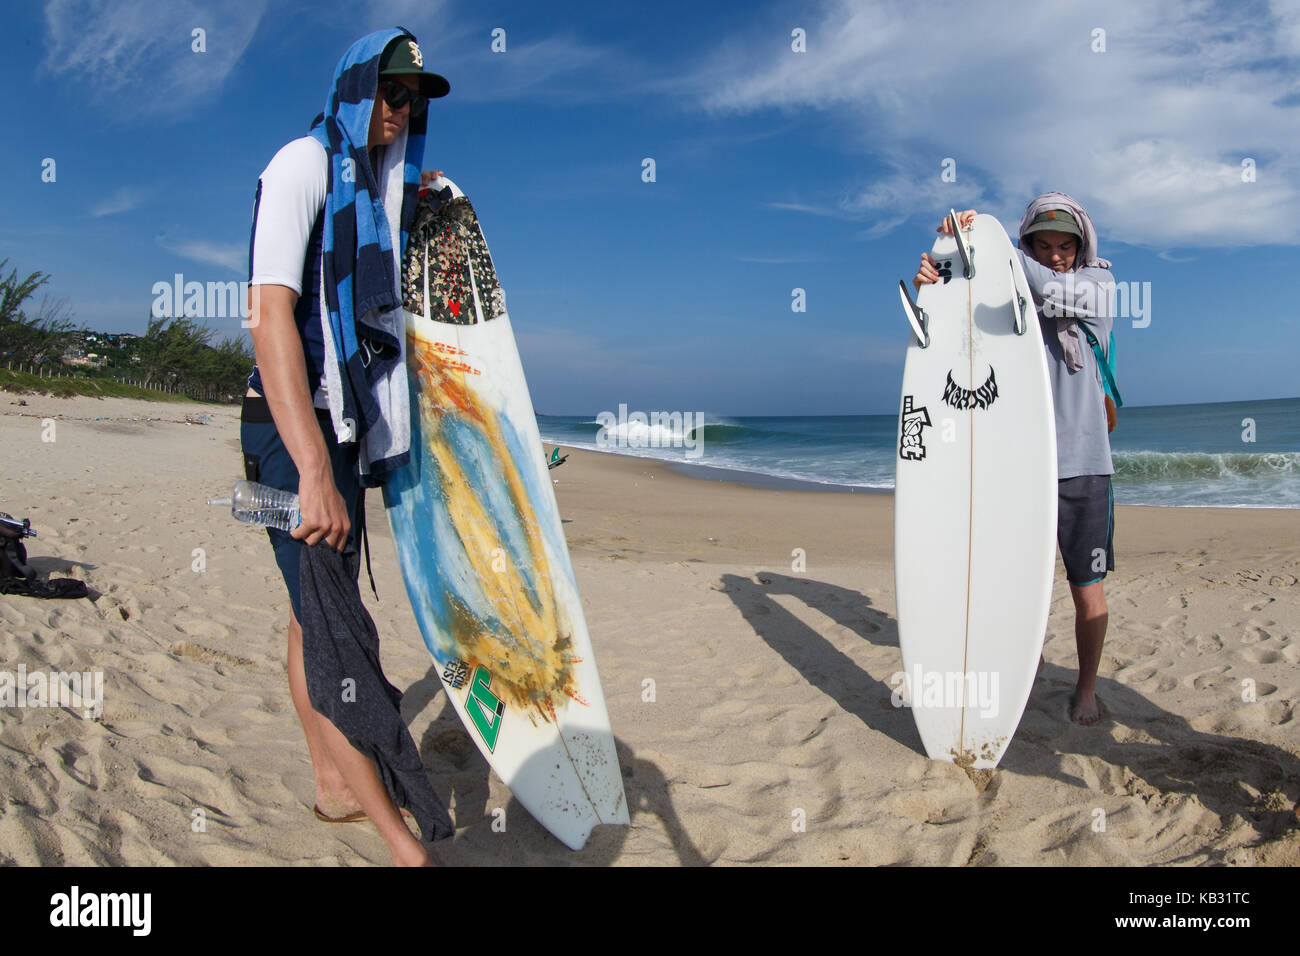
[61,349,106,369]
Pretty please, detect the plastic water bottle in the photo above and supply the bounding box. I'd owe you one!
[208,480,301,531]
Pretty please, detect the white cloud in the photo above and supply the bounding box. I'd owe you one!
[764,201,839,217]
[442,32,620,103]
[352,0,450,30]
[857,217,907,241]
[42,0,267,117]
[735,254,815,264]
[89,186,147,217]
[1268,0,1300,56]
[681,0,1300,247]
[156,237,245,273]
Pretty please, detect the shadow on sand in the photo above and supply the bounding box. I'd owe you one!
[403,665,706,865]
[720,570,1298,852]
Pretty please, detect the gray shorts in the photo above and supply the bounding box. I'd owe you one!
[1058,475,1114,586]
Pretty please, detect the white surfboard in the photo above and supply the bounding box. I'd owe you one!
[894,212,1057,769]
[384,182,628,849]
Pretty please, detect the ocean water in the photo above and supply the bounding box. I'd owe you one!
[536,397,1300,508]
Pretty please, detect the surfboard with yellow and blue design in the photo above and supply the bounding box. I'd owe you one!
[384,178,627,850]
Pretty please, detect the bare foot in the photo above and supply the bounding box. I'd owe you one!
[314,780,364,821]
[1069,688,1103,725]
[314,796,414,824]
[393,843,434,867]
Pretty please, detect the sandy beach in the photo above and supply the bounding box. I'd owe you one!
[0,390,1297,866]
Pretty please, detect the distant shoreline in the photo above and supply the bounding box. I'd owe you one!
[544,440,1300,509]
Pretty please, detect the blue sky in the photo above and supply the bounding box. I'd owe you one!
[2,0,1298,415]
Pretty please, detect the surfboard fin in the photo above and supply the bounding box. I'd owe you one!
[898,280,930,348]
[950,209,974,279]
[1009,259,1028,335]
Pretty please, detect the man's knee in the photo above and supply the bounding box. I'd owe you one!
[1070,581,1107,618]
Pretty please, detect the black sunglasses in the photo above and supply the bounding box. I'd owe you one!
[378,81,427,117]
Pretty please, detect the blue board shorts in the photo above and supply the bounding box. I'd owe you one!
[239,393,362,621]
[1058,475,1115,586]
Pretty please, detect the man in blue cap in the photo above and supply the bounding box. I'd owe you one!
[242,29,452,865]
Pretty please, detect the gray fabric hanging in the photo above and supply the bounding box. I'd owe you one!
[299,537,454,843]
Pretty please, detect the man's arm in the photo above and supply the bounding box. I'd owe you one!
[248,284,350,550]
[1016,250,1115,341]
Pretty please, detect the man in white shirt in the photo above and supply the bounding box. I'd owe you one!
[241,30,449,865]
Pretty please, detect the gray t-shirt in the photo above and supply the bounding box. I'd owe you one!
[1017,250,1115,479]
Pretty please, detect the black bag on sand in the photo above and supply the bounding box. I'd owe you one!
[0,513,89,600]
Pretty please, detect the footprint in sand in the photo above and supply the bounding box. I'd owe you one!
[1240,646,1281,665]
[56,741,100,790]
[169,641,253,668]
[1119,665,1157,685]
[172,616,232,641]
[60,621,112,646]
[1184,666,1231,690]
[1194,633,1223,654]
[1241,699,1294,726]
[1240,625,1272,644]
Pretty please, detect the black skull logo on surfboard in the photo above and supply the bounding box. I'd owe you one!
[942,367,999,410]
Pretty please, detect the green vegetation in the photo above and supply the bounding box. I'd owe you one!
[0,259,253,404]
[0,260,74,366]
[0,367,193,403]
